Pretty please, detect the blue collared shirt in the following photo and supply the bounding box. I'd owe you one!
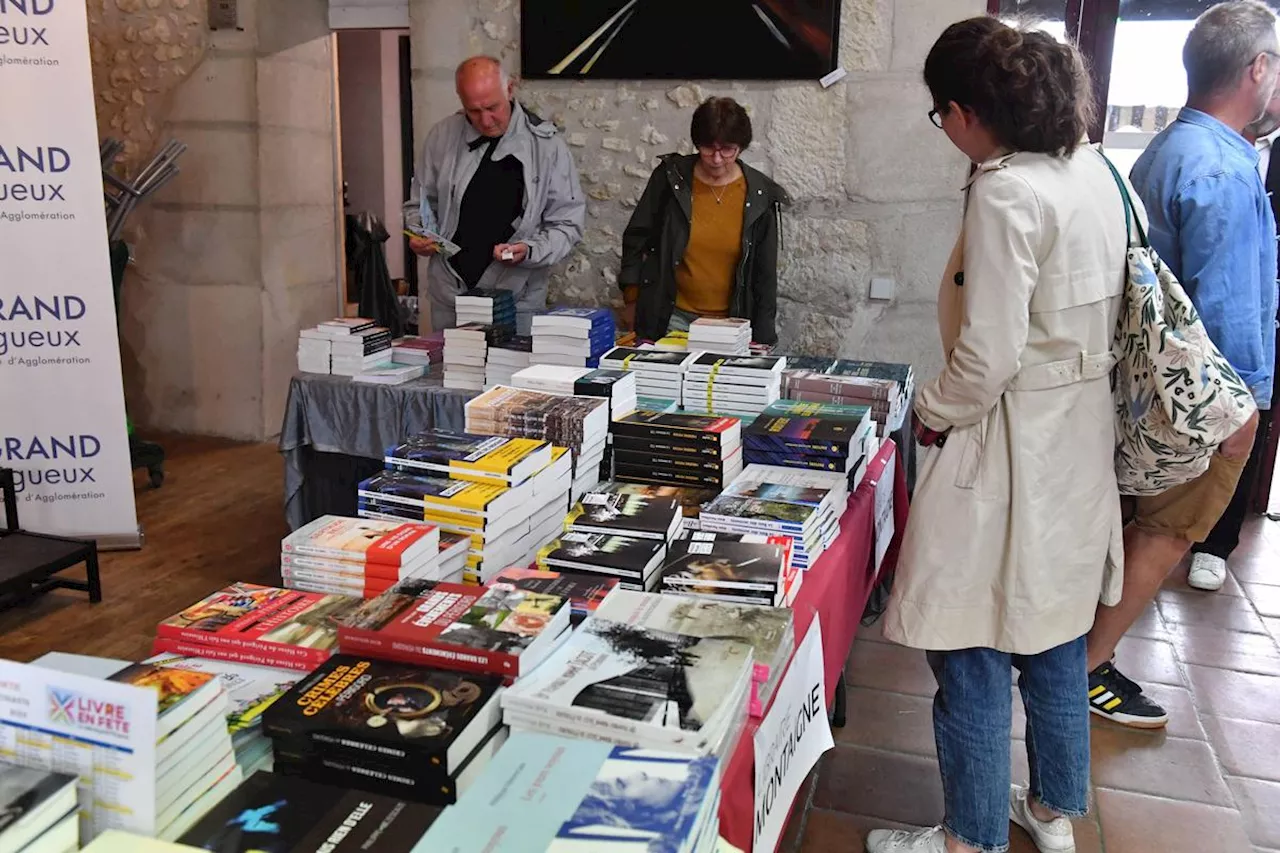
[1131,107,1278,408]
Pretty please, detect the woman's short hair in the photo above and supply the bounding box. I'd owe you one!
[924,17,1094,156]
[1184,1,1278,100]
[690,97,753,151]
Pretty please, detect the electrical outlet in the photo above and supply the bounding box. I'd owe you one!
[870,276,895,301]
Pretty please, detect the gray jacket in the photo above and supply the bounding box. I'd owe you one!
[404,102,585,331]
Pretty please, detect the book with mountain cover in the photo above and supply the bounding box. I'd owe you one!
[384,432,552,485]
[264,655,502,775]
[762,398,873,427]
[744,416,861,456]
[567,492,683,540]
[701,495,819,531]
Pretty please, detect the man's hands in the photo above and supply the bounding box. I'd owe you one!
[494,243,529,265]
[1219,411,1260,461]
[408,235,439,257]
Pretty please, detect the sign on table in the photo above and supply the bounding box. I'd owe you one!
[874,447,897,576]
[752,617,834,853]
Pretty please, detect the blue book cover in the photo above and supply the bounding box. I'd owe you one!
[542,307,615,325]
[413,732,716,853]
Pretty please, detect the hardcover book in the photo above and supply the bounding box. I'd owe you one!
[264,655,502,774]
[176,770,441,852]
[154,584,363,671]
[338,581,571,678]
[384,432,552,486]
[281,516,439,567]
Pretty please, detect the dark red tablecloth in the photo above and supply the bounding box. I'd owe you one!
[718,440,909,851]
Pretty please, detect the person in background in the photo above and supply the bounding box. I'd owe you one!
[619,97,790,346]
[1087,1,1277,732]
[870,17,1129,853]
[403,56,585,334]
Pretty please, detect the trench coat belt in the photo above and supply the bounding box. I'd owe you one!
[1006,351,1116,392]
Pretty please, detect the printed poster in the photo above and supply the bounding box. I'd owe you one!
[874,448,897,576]
[0,659,157,843]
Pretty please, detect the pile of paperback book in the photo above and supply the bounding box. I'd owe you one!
[688,316,752,355]
[783,358,916,435]
[530,306,616,368]
[511,364,639,419]
[484,335,532,387]
[682,352,785,417]
[743,412,875,477]
[279,515,443,598]
[759,398,878,488]
[600,346,697,408]
[443,323,512,392]
[297,318,391,376]
[660,529,795,608]
[610,410,744,489]
[390,332,444,366]
[454,288,516,332]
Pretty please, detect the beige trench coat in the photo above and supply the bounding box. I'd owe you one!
[885,147,1139,655]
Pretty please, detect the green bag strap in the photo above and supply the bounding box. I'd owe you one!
[1097,149,1151,251]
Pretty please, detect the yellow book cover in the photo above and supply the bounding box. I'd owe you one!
[421,479,508,514]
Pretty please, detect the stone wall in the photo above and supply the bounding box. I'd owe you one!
[409,0,983,377]
[112,0,340,440]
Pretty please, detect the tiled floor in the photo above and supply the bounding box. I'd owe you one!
[785,517,1280,853]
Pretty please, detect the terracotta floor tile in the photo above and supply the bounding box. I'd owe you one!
[1115,635,1185,686]
[1088,682,1206,741]
[1187,665,1280,725]
[1157,589,1269,634]
[1230,778,1280,849]
[1230,553,1280,586]
[1245,583,1280,618]
[1170,624,1280,678]
[812,745,943,825]
[845,641,937,698]
[855,616,894,645]
[1095,788,1253,853]
[1167,565,1247,596]
[1125,603,1171,640]
[837,687,936,758]
[1203,717,1280,782]
[1089,727,1234,805]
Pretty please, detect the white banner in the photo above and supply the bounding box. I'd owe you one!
[0,0,139,543]
[752,617,834,853]
[0,659,157,842]
[874,446,897,576]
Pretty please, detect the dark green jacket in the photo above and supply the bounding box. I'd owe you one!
[620,153,791,345]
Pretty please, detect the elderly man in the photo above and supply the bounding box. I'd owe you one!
[1086,0,1278,731]
[404,56,585,334]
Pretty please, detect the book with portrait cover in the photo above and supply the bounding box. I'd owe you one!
[176,770,441,852]
[263,655,502,775]
[153,584,363,671]
[337,581,571,678]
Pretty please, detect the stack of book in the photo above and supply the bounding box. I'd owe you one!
[456,288,517,331]
[152,584,364,672]
[484,335,532,387]
[280,515,443,599]
[263,655,507,804]
[759,399,876,487]
[391,332,445,366]
[316,319,393,377]
[416,733,722,853]
[595,588,795,717]
[743,413,873,478]
[598,481,720,533]
[0,763,78,853]
[682,353,786,417]
[600,346,697,408]
[536,532,667,592]
[144,652,302,776]
[567,489,684,542]
[780,355,836,373]
[688,317,752,355]
[611,410,744,490]
[351,364,426,386]
[176,771,443,851]
[784,359,915,435]
[338,579,573,680]
[489,566,620,626]
[297,332,331,374]
[530,307,616,368]
[660,530,793,607]
[501,608,753,758]
[443,323,512,392]
[511,364,639,419]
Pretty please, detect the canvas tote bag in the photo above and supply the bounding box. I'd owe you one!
[1100,153,1258,496]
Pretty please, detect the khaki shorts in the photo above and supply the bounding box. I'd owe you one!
[1124,451,1249,543]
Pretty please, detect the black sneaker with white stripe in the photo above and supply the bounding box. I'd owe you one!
[1088,662,1169,729]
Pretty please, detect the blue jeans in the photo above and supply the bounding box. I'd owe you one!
[927,637,1091,853]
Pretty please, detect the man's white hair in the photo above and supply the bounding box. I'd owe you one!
[456,55,510,89]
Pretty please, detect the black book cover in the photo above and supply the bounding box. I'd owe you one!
[611,411,739,446]
[271,749,460,805]
[176,770,441,852]
[782,355,837,372]
[744,416,859,455]
[0,765,76,834]
[263,656,502,771]
[574,369,631,396]
[614,462,727,489]
[541,532,664,578]
[567,492,680,538]
[614,449,724,474]
[661,540,785,592]
[611,433,724,459]
[740,449,848,473]
[491,335,532,353]
[829,359,913,383]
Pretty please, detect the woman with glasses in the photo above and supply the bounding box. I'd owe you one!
[867,16,1137,853]
[619,96,790,345]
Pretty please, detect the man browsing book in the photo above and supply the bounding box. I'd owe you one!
[403,56,585,334]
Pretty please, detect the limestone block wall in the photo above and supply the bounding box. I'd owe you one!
[410,0,982,377]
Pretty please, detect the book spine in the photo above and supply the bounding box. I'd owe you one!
[151,635,326,672]
[337,627,515,677]
[787,375,893,401]
[742,436,848,456]
[610,423,730,447]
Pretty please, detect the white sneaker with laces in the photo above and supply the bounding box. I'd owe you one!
[865,826,947,853]
[1187,552,1227,591]
[1010,785,1076,853]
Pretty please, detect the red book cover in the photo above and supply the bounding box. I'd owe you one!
[154,583,364,672]
[337,581,568,678]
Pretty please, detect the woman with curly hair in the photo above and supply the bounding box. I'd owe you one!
[867,16,1140,853]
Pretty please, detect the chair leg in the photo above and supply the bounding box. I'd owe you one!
[86,549,102,604]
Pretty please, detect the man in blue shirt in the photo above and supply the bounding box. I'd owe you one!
[1087,0,1278,731]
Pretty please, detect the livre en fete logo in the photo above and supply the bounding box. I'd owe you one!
[47,686,131,736]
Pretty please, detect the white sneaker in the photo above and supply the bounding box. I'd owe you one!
[1010,785,1076,853]
[1188,552,1227,591]
[865,826,947,853]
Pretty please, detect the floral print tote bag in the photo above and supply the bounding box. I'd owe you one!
[1100,153,1257,496]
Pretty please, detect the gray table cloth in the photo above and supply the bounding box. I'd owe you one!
[278,371,473,530]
